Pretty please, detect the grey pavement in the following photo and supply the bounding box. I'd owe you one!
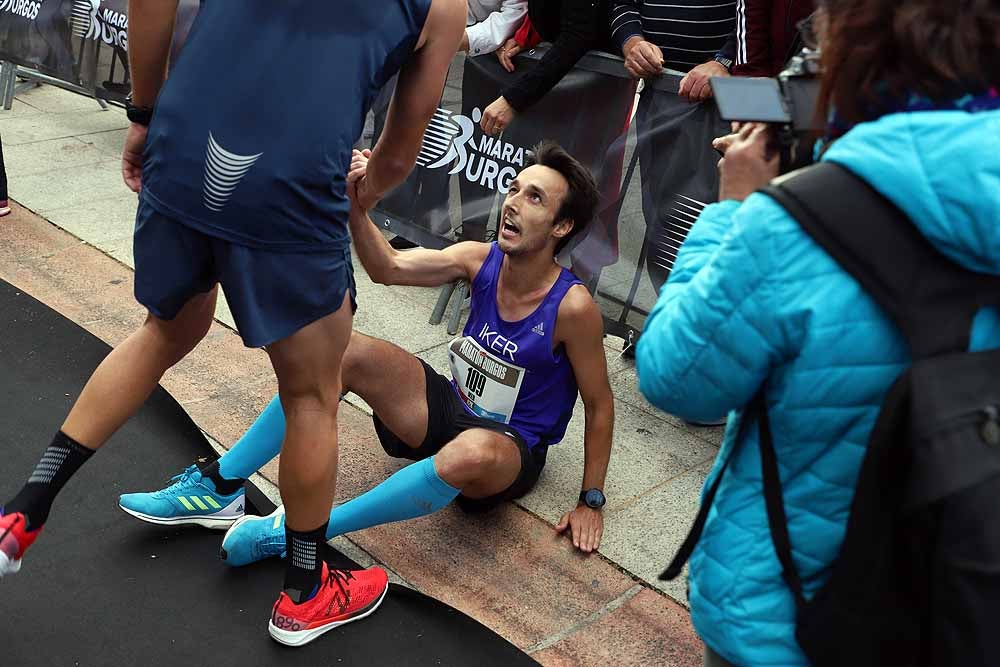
[0,78,723,605]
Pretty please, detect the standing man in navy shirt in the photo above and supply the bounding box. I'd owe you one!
[0,0,466,647]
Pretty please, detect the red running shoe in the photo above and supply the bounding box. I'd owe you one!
[269,562,389,646]
[0,511,41,577]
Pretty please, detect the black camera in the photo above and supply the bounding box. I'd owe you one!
[709,48,823,171]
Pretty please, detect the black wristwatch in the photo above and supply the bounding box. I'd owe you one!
[713,55,734,73]
[579,488,606,510]
[125,92,154,127]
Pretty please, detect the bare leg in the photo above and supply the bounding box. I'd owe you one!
[434,429,522,498]
[340,331,429,448]
[342,333,522,496]
[62,287,219,449]
[266,293,353,532]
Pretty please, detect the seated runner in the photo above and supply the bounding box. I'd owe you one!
[119,141,616,562]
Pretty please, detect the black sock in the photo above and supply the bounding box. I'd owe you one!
[3,431,95,529]
[200,461,244,496]
[283,522,328,604]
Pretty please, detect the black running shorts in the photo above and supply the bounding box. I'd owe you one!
[372,359,547,513]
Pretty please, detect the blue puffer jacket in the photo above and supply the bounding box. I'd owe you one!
[636,108,1000,667]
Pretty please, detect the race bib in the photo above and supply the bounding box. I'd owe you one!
[448,336,525,424]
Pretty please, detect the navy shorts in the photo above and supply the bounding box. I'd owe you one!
[372,359,548,513]
[133,196,356,348]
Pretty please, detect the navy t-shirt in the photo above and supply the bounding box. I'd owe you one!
[142,0,431,251]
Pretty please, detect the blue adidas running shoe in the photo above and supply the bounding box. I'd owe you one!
[118,465,245,529]
[220,505,287,567]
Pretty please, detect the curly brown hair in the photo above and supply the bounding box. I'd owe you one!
[818,0,1000,124]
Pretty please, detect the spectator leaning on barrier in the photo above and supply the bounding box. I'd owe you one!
[610,0,737,101]
[635,1,1000,665]
[479,0,613,136]
[733,0,817,77]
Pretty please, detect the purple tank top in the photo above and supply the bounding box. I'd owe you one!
[448,243,582,450]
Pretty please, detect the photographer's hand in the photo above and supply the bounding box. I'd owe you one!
[715,123,780,202]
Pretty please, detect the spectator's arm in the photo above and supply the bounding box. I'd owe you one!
[610,1,644,54]
[499,0,605,112]
[732,0,775,76]
[466,0,529,55]
[635,195,792,423]
[716,26,737,67]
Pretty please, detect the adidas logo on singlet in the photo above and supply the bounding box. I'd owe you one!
[203,133,263,213]
[532,322,545,336]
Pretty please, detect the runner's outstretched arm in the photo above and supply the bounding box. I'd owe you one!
[348,152,488,287]
[357,0,467,208]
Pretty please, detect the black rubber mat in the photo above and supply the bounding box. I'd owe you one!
[0,279,537,666]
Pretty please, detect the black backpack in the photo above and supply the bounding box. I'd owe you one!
[662,162,1000,666]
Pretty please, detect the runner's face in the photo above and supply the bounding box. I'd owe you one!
[498,165,570,256]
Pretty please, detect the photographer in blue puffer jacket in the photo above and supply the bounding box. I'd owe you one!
[635,1,1000,665]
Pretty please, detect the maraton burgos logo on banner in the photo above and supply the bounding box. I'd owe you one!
[0,0,41,20]
[72,0,128,50]
[417,107,529,194]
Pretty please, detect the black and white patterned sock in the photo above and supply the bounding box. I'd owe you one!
[3,431,95,529]
[282,522,328,604]
[199,460,244,496]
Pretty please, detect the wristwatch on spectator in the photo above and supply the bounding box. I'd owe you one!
[125,93,154,126]
[713,55,734,73]
[579,488,606,510]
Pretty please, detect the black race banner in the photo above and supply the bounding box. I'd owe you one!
[0,0,198,102]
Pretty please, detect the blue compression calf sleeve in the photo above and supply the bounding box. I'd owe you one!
[326,456,460,539]
[218,394,285,481]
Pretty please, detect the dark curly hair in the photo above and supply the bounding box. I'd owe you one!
[817,0,1000,124]
[526,140,600,253]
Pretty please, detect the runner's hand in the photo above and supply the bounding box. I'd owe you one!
[122,123,148,193]
[348,149,379,212]
[556,505,604,553]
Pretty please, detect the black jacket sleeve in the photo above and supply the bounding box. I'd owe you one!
[716,26,737,65]
[500,0,607,112]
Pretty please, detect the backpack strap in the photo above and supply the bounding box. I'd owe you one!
[659,397,760,581]
[762,162,1000,360]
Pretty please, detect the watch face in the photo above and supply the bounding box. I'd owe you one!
[585,489,606,508]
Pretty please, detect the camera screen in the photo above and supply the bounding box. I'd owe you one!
[710,77,791,123]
